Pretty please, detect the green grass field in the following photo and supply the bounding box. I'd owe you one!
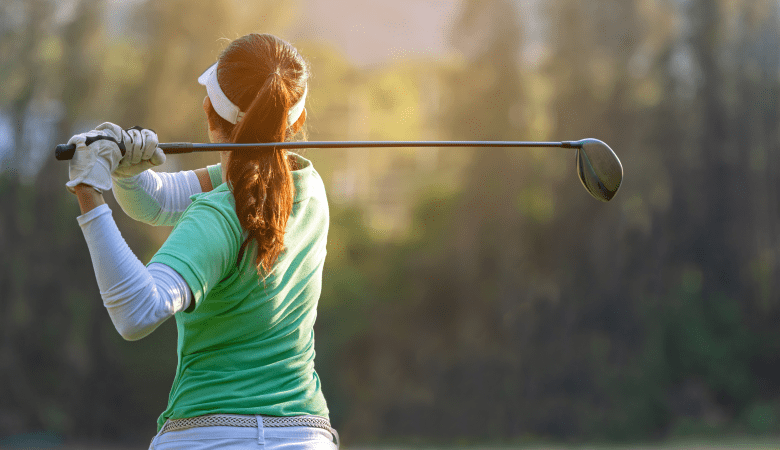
[344,441,780,450]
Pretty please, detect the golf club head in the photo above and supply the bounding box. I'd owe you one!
[574,139,623,202]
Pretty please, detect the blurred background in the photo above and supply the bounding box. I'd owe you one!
[1,0,780,448]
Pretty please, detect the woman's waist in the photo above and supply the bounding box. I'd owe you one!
[179,335,317,374]
[167,362,326,411]
[161,413,333,434]
[155,413,338,448]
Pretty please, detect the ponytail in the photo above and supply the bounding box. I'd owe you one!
[206,34,308,276]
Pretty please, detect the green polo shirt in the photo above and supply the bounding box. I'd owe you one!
[150,153,329,431]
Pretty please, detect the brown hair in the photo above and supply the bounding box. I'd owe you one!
[205,34,309,275]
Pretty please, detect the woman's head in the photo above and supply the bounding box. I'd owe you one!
[201,33,309,142]
[200,33,309,275]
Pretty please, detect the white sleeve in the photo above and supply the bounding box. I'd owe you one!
[77,204,192,341]
[112,169,202,226]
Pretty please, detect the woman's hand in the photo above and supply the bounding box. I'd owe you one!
[65,125,125,193]
[66,122,167,193]
[112,124,166,179]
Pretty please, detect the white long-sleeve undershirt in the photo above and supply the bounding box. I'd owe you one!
[112,170,202,226]
[77,204,192,340]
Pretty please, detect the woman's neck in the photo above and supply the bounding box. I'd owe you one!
[219,151,230,183]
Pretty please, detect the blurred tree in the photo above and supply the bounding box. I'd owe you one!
[647,0,780,438]
[3,0,780,446]
[0,0,138,440]
[0,0,301,444]
[324,0,533,442]
[324,0,780,443]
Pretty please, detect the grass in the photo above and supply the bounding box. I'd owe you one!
[345,440,780,450]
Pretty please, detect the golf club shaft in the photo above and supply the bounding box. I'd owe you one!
[55,140,582,161]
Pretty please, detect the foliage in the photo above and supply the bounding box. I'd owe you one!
[1,0,780,446]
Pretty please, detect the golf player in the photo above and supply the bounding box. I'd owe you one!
[66,34,337,449]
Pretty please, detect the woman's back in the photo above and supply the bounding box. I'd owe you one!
[151,154,329,428]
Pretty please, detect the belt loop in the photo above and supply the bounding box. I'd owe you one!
[255,415,265,445]
[332,427,340,449]
[149,421,166,449]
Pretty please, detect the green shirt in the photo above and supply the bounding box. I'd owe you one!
[150,154,329,431]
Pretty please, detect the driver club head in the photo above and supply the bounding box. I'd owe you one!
[574,138,623,202]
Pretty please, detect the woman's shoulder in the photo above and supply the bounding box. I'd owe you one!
[290,153,326,203]
[191,182,233,204]
[183,183,240,225]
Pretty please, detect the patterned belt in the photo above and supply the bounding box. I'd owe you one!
[160,414,339,447]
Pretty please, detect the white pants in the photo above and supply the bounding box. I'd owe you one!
[149,416,338,450]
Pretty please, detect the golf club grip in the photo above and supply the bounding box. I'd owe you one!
[55,144,77,160]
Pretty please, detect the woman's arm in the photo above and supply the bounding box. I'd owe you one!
[105,121,222,226]
[111,164,222,226]
[75,183,106,214]
[75,184,192,340]
[194,167,214,191]
[68,126,195,340]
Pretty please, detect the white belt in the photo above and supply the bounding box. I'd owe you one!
[160,414,339,447]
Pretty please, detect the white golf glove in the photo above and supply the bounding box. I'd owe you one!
[66,124,126,193]
[113,125,166,179]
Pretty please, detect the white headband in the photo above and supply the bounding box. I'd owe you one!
[198,62,307,126]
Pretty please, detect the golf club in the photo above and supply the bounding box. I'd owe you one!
[54,138,623,201]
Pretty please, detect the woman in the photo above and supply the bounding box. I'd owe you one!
[66,34,337,449]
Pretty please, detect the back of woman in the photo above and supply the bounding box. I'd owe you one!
[65,33,338,449]
[152,152,330,428]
